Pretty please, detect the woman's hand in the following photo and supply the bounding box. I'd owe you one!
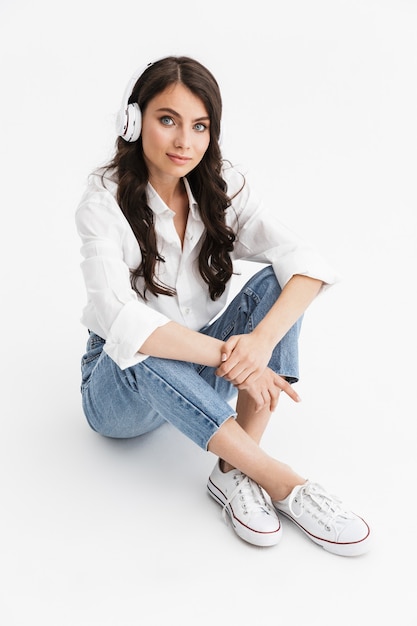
[215,332,301,411]
[215,333,273,387]
[237,367,300,412]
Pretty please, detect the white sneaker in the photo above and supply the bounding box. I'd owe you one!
[273,481,371,556]
[207,460,282,547]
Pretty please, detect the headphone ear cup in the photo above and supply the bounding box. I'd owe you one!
[117,102,142,142]
[124,102,142,142]
[116,60,157,142]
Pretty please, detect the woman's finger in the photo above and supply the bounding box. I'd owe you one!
[276,378,301,402]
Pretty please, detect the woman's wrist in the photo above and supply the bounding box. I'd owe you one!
[201,336,226,367]
[251,325,281,352]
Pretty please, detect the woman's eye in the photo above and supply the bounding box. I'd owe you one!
[194,123,207,132]
[160,116,174,126]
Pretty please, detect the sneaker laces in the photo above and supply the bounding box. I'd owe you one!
[288,482,352,527]
[221,472,272,524]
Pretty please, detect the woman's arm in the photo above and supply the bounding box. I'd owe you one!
[253,273,323,346]
[139,318,302,408]
[138,321,225,368]
[140,275,322,376]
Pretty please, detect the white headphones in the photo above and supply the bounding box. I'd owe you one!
[115,61,155,142]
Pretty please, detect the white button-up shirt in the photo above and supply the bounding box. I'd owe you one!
[76,164,339,369]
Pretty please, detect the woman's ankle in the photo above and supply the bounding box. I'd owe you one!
[219,458,235,473]
[264,461,306,501]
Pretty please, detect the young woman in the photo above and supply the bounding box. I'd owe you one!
[76,56,370,556]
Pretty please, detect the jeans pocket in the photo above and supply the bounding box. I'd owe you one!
[80,333,105,389]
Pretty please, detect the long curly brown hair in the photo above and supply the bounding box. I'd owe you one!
[102,56,240,301]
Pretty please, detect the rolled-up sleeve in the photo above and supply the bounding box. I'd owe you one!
[75,190,170,369]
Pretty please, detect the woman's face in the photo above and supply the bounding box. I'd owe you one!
[141,82,211,185]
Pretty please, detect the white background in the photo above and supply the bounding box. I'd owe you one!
[1,1,416,624]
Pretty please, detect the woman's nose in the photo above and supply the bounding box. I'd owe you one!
[174,128,191,149]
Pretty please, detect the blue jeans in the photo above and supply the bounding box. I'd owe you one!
[80,266,302,450]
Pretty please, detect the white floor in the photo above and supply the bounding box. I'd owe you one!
[1,1,416,624]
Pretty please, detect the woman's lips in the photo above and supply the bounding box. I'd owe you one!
[167,153,192,165]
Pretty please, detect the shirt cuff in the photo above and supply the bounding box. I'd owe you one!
[103,300,171,370]
[271,249,341,292]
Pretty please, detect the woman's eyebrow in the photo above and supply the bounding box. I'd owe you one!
[155,107,210,123]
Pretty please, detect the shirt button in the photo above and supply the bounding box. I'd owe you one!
[184,307,191,315]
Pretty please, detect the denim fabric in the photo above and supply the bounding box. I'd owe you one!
[80,266,302,450]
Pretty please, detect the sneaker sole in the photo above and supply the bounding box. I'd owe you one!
[207,478,282,547]
[277,508,371,556]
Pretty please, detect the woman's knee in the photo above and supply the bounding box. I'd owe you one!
[243,266,282,301]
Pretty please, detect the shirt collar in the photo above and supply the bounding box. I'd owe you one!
[182,177,199,219]
[146,178,199,218]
